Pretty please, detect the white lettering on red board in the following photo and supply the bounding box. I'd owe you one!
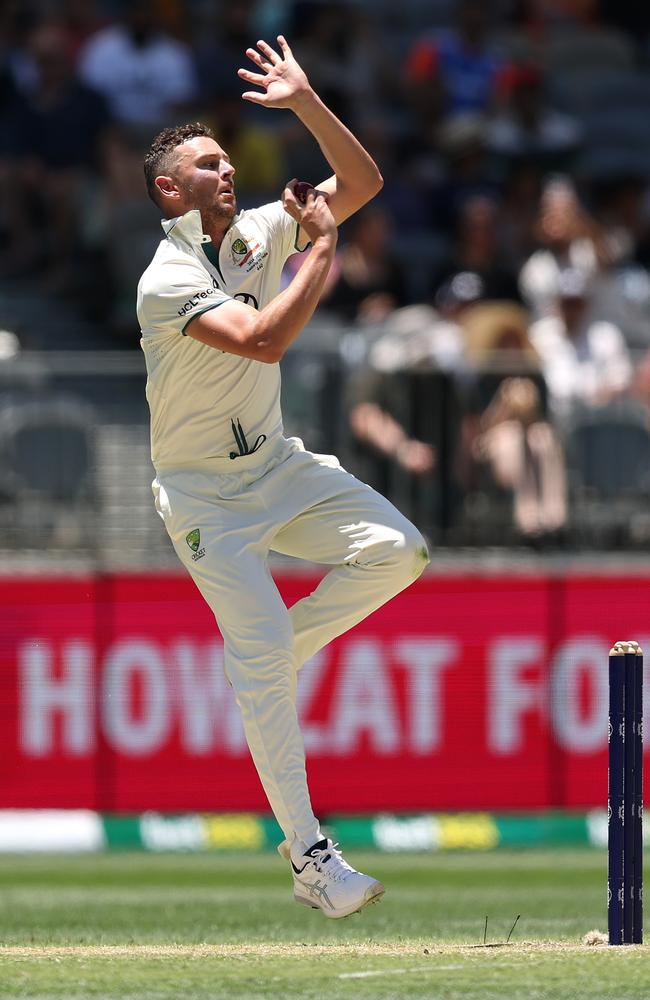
[21,640,94,755]
[17,635,649,758]
[488,637,544,754]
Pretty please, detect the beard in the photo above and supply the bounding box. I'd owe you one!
[185,184,237,228]
[207,198,237,225]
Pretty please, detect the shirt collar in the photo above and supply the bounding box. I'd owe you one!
[161,208,241,248]
[161,209,210,246]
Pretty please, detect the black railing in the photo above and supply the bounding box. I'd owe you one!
[0,345,649,565]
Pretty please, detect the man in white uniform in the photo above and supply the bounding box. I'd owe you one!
[138,35,429,919]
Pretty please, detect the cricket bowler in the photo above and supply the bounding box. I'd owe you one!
[137,35,429,918]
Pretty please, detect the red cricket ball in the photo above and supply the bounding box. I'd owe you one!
[294,181,314,204]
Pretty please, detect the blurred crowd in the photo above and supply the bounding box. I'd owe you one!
[4,0,650,546]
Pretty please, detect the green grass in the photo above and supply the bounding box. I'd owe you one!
[0,849,648,999]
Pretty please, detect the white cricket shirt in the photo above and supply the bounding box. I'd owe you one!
[137,204,306,471]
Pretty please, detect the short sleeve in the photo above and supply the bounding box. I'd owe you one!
[249,201,310,264]
[137,256,232,338]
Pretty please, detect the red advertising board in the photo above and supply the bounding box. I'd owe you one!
[1,571,648,812]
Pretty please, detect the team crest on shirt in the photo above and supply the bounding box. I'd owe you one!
[230,233,268,272]
[186,528,205,561]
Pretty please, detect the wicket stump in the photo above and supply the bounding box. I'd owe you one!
[608,640,643,945]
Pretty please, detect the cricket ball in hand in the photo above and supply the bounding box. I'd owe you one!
[295,181,314,204]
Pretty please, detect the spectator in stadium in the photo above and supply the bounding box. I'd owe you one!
[405,0,504,134]
[430,194,522,307]
[193,5,257,110]
[590,173,650,270]
[518,176,605,320]
[583,172,650,345]
[318,205,409,323]
[346,308,446,527]
[498,159,544,269]
[631,344,650,402]
[428,113,502,236]
[282,3,393,190]
[529,267,633,420]
[58,0,108,61]
[99,126,164,336]
[78,1,198,127]
[471,374,567,540]
[487,63,582,170]
[0,14,21,243]
[367,302,466,378]
[290,1,390,129]
[348,367,437,485]
[1,21,113,293]
[456,301,567,540]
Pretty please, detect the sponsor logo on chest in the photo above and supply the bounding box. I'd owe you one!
[230,233,268,273]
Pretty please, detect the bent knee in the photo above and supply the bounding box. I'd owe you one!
[355,519,429,580]
[399,525,430,580]
[380,522,429,581]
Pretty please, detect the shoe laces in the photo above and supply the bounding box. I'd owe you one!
[309,842,355,883]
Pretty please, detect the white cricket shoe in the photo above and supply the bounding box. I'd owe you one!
[278,837,385,919]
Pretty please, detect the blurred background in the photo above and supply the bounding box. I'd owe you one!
[4,0,650,558]
[2,0,650,851]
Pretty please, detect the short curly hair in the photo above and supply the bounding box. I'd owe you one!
[143,122,215,210]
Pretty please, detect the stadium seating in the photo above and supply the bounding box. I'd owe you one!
[0,396,96,549]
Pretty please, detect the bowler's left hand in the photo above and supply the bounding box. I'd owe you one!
[238,36,311,110]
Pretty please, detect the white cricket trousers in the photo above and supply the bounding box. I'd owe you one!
[153,436,429,847]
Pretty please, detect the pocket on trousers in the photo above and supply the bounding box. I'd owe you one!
[152,479,171,522]
[152,479,188,540]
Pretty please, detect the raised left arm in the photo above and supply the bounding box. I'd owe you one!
[238,36,383,226]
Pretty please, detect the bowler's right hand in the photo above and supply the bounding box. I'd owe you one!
[282,178,338,246]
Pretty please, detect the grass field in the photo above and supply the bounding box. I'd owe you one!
[0,849,648,999]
